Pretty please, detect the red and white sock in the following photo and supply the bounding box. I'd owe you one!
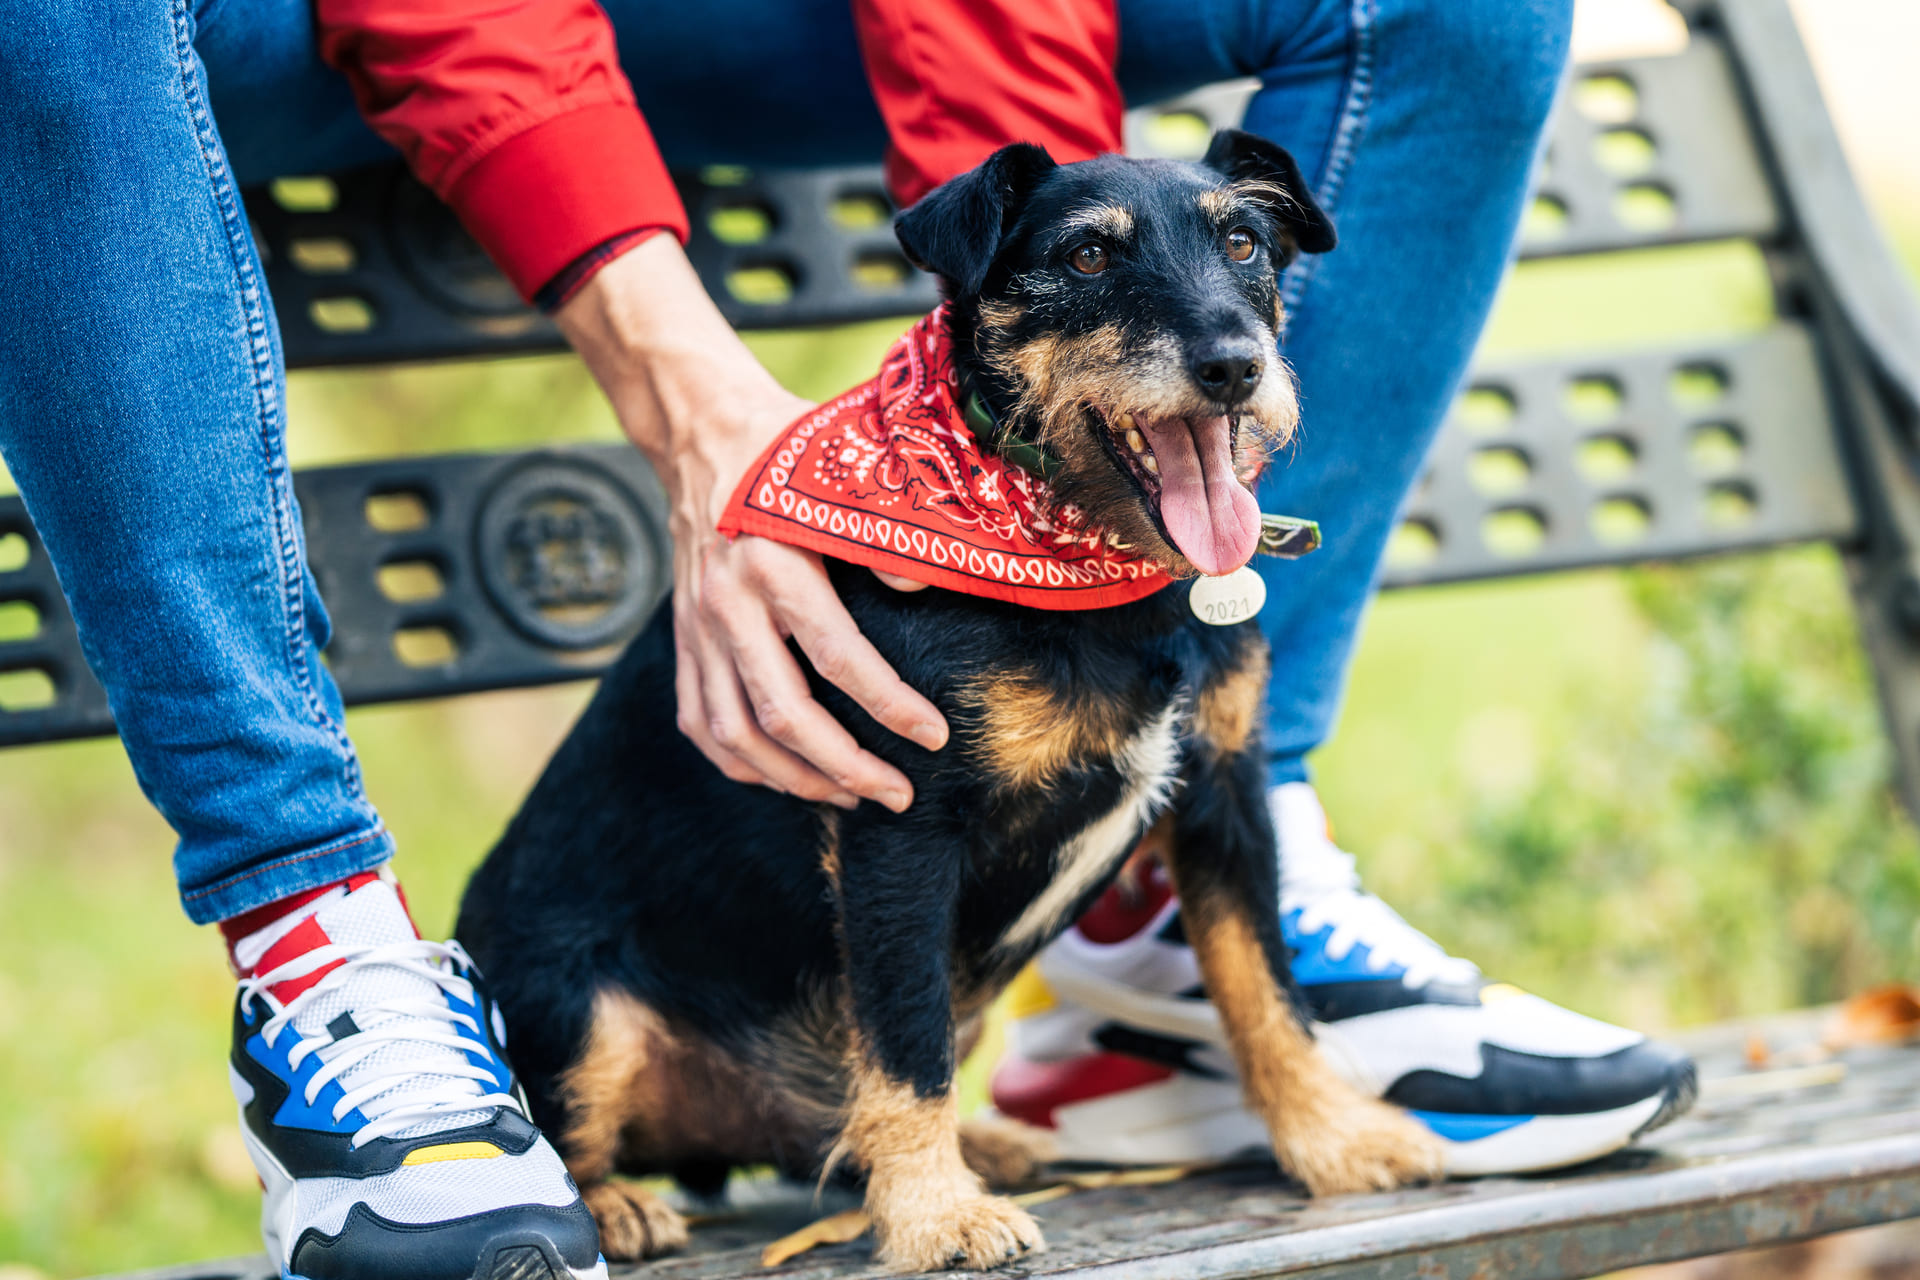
[218,866,418,999]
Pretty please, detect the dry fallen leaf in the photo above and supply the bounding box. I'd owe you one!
[1008,1164,1203,1209]
[1770,1041,1835,1069]
[1743,1032,1771,1069]
[1822,984,1920,1051]
[1705,1061,1848,1099]
[757,1164,1207,1267]
[1053,1164,1204,1190]
[760,1208,871,1268]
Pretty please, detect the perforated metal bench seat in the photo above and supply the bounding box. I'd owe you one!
[89,1006,1920,1280]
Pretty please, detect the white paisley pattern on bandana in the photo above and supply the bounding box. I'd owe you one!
[718,305,1171,611]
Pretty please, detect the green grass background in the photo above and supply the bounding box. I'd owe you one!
[4,158,1920,1280]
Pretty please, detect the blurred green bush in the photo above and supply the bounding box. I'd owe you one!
[1341,549,1920,1028]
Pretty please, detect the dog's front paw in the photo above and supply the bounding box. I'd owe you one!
[583,1179,690,1260]
[1280,1094,1445,1196]
[874,1192,1045,1273]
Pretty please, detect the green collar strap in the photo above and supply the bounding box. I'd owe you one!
[1256,513,1321,559]
[964,389,1065,482]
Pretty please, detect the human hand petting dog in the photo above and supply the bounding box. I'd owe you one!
[556,235,947,812]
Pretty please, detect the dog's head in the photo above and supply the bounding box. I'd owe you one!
[896,131,1334,577]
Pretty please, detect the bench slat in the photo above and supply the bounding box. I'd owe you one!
[0,447,670,745]
[1531,35,1781,257]
[250,35,1780,371]
[1385,322,1858,588]
[0,324,1859,742]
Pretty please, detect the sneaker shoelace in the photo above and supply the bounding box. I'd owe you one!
[238,938,521,1148]
[1283,832,1480,990]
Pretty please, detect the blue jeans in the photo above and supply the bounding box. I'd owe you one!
[0,0,1571,923]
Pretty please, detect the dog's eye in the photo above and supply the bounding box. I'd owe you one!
[1226,228,1257,262]
[1068,243,1110,275]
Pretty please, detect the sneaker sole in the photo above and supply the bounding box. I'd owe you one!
[283,1251,606,1280]
[1013,1043,1699,1178]
[247,1109,608,1280]
[1423,1094,1666,1176]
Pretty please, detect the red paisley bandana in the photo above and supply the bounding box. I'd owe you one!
[717,306,1173,610]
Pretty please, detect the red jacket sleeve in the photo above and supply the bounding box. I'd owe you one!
[851,0,1124,207]
[315,0,689,302]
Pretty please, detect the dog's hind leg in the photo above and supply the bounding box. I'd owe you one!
[554,988,690,1261]
[1170,664,1443,1195]
[830,819,1045,1272]
[959,1111,1057,1187]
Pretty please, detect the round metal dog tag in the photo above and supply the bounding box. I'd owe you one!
[1189,566,1267,626]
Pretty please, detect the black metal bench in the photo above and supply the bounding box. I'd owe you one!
[4,0,1917,774]
[21,0,1920,1273]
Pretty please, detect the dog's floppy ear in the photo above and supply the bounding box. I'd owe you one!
[1201,129,1336,256]
[895,142,1058,295]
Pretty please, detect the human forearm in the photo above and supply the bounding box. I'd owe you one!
[555,234,796,496]
[555,235,948,811]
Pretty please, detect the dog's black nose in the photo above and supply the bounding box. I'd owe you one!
[1190,343,1264,406]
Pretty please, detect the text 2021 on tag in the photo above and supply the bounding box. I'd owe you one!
[1189,566,1268,626]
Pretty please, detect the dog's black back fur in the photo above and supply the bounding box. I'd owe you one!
[461,563,1247,1111]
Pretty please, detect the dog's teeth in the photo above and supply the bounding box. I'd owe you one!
[1117,412,1135,432]
[1144,453,1159,473]
[1125,428,1147,454]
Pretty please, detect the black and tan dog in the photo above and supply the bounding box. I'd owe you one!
[457,131,1442,1273]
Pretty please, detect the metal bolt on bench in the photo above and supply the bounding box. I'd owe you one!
[19,0,1920,1275]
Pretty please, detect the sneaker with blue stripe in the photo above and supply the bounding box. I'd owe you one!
[228,876,607,1280]
[989,783,1697,1177]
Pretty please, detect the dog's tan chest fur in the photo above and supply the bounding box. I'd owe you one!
[993,702,1181,959]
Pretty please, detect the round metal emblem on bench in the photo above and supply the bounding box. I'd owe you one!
[388,173,528,319]
[476,458,659,651]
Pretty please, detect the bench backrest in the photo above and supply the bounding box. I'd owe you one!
[5,0,1920,811]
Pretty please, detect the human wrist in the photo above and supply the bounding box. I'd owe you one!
[553,234,792,475]
[533,227,671,314]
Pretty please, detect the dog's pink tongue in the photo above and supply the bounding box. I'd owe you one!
[1137,414,1262,575]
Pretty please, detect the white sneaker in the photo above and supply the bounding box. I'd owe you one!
[990,783,1697,1176]
[228,874,605,1280]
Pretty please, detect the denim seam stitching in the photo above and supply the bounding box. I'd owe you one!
[182,826,392,904]
[1280,0,1376,315]
[165,0,365,797]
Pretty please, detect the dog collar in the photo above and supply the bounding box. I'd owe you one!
[1258,513,1320,558]
[962,389,1065,483]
